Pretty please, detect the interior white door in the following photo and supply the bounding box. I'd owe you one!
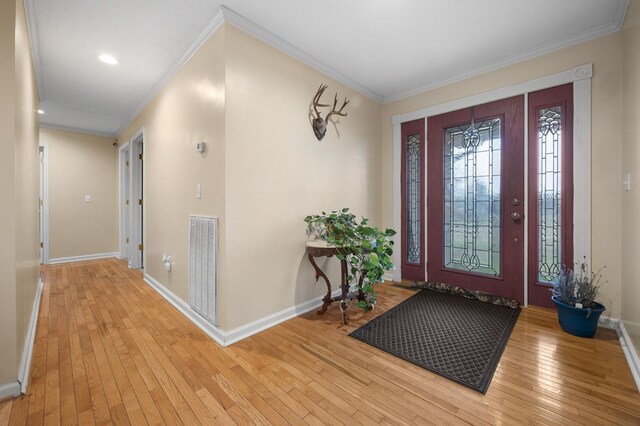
[129,133,144,269]
[39,147,44,263]
[38,144,49,264]
[120,146,131,261]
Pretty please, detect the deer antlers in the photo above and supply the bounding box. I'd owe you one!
[311,84,350,140]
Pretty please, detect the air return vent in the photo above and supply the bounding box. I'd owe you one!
[189,216,218,326]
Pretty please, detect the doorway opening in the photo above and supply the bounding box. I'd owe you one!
[39,144,50,265]
[399,84,575,307]
[129,131,144,269]
[119,143,130,263]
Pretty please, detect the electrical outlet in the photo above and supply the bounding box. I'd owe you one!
[85,195,91,202]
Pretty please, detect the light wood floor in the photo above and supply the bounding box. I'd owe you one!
[1,258,639,425]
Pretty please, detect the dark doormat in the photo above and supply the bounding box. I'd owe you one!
[349,288,520,393]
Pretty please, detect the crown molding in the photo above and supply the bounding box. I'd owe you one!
[115,8,225,136]
[23,0,44,101]
[114,5,383,137]
[40,122,117,138]
[26,2,629,134]
[382,0,628,104]
[615,0,631,30]
[391,64,592,125]
[219,6,383,103]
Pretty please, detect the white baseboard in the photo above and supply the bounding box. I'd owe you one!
[0,278,44,399]
[143,274,226,346]
[623,319,640,336]
[619,320,640,392]
[595,315,640,392]
[49,252,119,264]
[598,315,619,330]
[142,273,341,347]
[223,289,342,346]
[382,273,395,282]
[0,382,21,400]
[17,278,44,394]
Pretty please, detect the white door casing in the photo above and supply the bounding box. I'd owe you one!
[118,142,130,262]
[39,144,50,265]
[129,128,144,270]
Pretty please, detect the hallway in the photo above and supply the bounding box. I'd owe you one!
[1,259,639,425]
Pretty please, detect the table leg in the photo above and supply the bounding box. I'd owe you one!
[357,272,367,302]
[340,260,350,325]
[307,252,334,314]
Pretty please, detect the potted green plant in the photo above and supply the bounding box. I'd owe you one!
[551,261,606,338]
[304,208,396,311]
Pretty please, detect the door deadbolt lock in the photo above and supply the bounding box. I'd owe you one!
[511,212,521,221]
[512,198,520,206]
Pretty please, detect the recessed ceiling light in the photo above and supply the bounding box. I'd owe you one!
[98,54,118,65]
[37,109,44,114]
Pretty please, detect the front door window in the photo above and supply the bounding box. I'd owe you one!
[443,117,501,276]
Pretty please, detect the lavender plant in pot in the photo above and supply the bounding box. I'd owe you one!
[551,262,606,338]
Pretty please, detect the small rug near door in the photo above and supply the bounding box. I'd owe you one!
[412,280,521,309]
[349,288,520,393]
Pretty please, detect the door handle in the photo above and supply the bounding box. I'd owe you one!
[511,212,521,221]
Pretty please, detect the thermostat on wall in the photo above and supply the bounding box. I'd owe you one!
[196,141,206,153]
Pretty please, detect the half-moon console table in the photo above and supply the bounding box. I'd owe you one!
[305,240,366,325]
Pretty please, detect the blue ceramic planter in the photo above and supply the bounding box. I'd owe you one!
[551,296,605,338]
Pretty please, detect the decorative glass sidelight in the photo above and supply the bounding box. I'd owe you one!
[406,134,421,264]
[537,106,562,282]
[443,118,501,275]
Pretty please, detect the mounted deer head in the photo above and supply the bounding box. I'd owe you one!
[311,84,350,140]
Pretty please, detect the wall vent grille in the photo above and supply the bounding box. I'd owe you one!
[189,216,218,326]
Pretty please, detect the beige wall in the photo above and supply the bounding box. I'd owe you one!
[381,33,624,317]
[116,14,634,333]
[621,0,640,343]
[0,0,40,386]
[119,26,227,320]
[117,23,381,331]
[0,0,19,386]
[14,0,40,372]
[223,24,382,330]
[40,128,119,259]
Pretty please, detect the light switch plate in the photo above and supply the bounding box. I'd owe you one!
[196,184,202,199]
[623,173,631,191]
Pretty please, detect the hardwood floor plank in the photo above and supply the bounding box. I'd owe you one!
[2,258,639,426]
[43,316,60,424]
[56,276,77,426]
[0,401,14,426]
[69,267,111,425]
[194,387,236,426]
[251,333,420,425]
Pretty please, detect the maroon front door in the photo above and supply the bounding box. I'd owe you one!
[401,119,426,281]
[427,96,525,303]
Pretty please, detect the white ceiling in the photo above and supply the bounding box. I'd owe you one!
[27,0,629,137]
